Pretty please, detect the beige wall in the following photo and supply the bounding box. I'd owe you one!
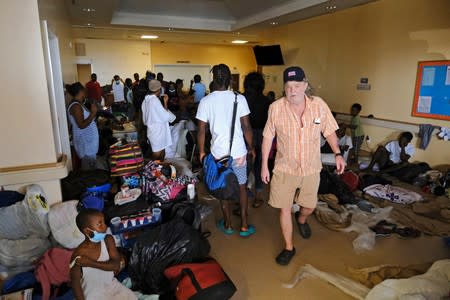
[0,0,57,168]
[75,39,152,85]
[151,43,257,91]
[260,0,450,166]
[38,0,77,84]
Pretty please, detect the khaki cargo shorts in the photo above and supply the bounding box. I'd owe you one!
[269,171,320,209]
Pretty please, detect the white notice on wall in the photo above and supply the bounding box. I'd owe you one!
[417,96,432,113]
[422,67,435,86]
[445,66,450,85]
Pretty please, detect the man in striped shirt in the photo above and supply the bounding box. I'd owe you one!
[261,66,346,266]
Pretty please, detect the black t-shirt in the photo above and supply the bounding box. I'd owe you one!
[245,93,271,129]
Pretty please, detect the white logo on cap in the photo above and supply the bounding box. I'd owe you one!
[288,71,296,77]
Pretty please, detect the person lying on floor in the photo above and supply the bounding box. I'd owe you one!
[361,131,415,172]
[70,209,137,300]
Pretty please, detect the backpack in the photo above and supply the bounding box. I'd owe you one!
[164,259,236,300]
[340,171,360,192]
[202,93,240,201]
[61,169,110,201]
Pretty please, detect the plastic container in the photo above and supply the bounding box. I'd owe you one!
[110,217,121,231]
[152,208,162,222]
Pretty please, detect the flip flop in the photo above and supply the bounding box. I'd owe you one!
[217,219,235,235]
[239,225,256,237]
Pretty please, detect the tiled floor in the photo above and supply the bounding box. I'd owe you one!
[199,189,449,300]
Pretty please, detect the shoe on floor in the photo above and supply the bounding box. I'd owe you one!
[295,211,312,239]
[276,248,296,266]
[217,219,235,235]
[239,225,256,237]
[394,227,421,239]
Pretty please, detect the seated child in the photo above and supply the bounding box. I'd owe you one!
[70,209,137,300]
[362,131,415,171]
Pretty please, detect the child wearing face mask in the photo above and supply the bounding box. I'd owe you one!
[70,209,137,300]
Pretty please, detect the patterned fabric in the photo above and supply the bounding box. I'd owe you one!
[263,96,338,176]
[142,161,197,202]
[109,142,144,177]
[363,184,423,205]
[232,161,247,185]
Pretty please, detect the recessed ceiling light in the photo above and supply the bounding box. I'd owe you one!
[168,28,173,31]
[82,8,96,12]
[325,5,337,10]
[86,23,95,27]
[141,35,159,39]
[232,40,248,44]
[270,21,278,25]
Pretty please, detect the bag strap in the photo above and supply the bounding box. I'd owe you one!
[181,268,202,292]
[228,92,239,156]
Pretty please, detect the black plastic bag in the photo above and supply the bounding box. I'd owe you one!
[318,170,357,205]
[128,218,211,295]
[61,169,110,200]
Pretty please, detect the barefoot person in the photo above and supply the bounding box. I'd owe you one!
[261,66,345,266]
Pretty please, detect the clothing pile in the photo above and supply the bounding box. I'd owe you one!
[314,197,394,253]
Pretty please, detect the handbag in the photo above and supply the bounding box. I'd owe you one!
[202,93,240,201]
[109,142,144,176]
[164,259,236,300]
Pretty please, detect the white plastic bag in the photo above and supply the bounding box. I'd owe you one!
[0,238,50,267]
[48,200,85,249]
[341,206,393,253]
[0,184,50,240]
[352,231,376,254]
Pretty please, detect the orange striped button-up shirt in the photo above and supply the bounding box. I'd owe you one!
[263,96,338,176]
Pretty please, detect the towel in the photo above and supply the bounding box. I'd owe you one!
[418,124,434,150]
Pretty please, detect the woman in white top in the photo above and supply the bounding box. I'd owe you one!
[141,80,176,160]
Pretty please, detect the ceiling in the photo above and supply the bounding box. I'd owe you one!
[66,0,376,44]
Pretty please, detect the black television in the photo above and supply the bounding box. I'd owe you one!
[253,45,284,66]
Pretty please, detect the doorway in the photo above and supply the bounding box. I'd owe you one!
[77,64,92,84]
[231,73,240,92]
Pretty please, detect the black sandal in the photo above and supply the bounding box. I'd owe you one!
[276,248,296,266]
[295,211,312,239]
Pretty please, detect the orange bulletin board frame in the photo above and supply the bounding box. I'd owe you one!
[412,60,450,121]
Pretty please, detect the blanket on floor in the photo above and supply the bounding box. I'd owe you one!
[364,194,450,236]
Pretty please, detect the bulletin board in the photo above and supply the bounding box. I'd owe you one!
[412,60,450,121]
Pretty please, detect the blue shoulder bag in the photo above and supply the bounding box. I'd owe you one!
[203,93,240,201]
